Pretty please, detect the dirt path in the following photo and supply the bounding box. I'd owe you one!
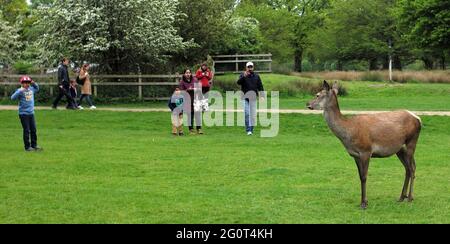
[1,105,450,116]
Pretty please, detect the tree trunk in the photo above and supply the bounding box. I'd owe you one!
[441,55,446,70]
[294,49,303,73]
[422,58,433,70]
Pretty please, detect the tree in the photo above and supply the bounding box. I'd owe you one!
[396,0,450,69]
[174,0,236,67]
[0,0,28,24]
[0,13,22,69]
[35,0,194,73]
[308,0,409,70]
[238,0,330,72]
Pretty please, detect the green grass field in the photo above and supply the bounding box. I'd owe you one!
[1,110,449,223]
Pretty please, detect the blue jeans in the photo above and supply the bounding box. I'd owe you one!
[244,99,257,133]
[19,114,37,149]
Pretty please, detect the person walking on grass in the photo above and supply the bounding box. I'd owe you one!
[237,62,265,136]
[77,63,96,110]
[11,76,43,152]
[52,57,77,110]
[179,69,203,135]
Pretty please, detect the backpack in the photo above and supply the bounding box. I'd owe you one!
[76,75,85,85]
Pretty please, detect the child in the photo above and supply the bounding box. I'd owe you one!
[11,76,43,152]
[69,79,81,109]
[168,88,184,136]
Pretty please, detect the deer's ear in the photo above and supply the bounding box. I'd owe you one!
[332,82,339,95]
[323,80,331,91]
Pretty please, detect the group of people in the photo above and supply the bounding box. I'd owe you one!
[169,61,264,136]
[52,57,96,110]
[10,60,264,151]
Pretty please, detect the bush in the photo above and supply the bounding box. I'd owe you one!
[13,61,37,74]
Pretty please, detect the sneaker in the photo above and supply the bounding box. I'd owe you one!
[25,147,35,152]
[32,146,43,152]
[189,129,196,135]
[90,106,97,110]
[179,132,184,136]
[78,106,84,110]
[247,131,253,136]
[197,129,204,135]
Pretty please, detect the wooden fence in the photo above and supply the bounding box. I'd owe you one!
[212,54,272,74]
[0,74,181,100]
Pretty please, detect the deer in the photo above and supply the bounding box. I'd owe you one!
[307,81,422,209]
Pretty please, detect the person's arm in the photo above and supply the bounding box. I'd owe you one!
[195,70,203,79]
[179,80,186,90]
[237,73,245,85]
[31,82,39,92]
[11,88,23,100]
[257,75,265,97]
[78,70,87,80]
[57,66,63,86]
[205,70,212,80]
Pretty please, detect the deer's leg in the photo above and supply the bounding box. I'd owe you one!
[406,139,418,202]
[407,156,417,202]
[396,148,410,202]
[355,154,370,209]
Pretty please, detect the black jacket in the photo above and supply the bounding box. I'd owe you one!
[237,72,264,96]
[58,64,70,88]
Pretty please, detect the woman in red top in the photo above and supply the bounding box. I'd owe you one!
[195,63,213,95]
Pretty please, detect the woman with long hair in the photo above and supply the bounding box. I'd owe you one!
[179,69,203,135]
[78,64,96,110]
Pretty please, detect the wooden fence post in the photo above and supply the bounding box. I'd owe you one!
[235,54,239,73]
[138,73,142,100]
[94,79,98,97]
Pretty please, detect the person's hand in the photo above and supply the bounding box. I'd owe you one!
[259,96,265,102]
[59,85,63,89]
[244,71,250,77]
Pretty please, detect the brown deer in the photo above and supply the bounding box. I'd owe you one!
[307,81,422,209]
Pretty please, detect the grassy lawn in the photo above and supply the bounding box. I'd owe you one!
[1,110,449,223]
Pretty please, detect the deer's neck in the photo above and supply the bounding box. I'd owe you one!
[323,93,349,141]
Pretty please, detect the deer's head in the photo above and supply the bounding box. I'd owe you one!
[307,80,339,110]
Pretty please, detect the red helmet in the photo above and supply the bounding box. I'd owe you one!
[19,76,33,84]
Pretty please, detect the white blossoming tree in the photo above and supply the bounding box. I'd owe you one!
[36,0,194,73]
[0,13,22,70]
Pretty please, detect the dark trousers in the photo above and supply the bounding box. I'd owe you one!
[53,86,76,108]
[187,90,201,130]
[19,114,37,149]
[202,86,210,99]
[79,94,94,107]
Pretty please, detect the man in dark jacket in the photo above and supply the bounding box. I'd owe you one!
[237,62,265,135]
[52,57,76,109]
